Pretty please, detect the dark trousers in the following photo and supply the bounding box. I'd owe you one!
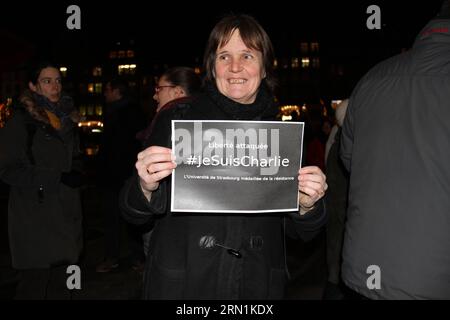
[325,199,347,285]
[102,186,144,262]
[103,187,121,260]
[14,265,72,300]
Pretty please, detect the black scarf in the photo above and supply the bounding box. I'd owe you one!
[204,81,277,120]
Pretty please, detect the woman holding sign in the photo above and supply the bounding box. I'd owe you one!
[120,14,327,299]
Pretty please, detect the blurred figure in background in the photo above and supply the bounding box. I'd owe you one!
[96,78,147,273]
[323,99,349,300]
[325,101,348,164]
[304,107,327,171]
[136,66,202,145]
[136,66,201,257]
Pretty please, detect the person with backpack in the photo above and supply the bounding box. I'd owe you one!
[0,61,84,299]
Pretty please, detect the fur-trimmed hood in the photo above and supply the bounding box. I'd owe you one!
[18,89,80,128]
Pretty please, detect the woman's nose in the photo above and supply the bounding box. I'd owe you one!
[230,58,243,73]
[52,81,61,89]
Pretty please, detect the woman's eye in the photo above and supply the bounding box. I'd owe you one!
[218,55,229,61]
[244,54,253,60]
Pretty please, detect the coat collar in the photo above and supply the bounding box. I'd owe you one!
[413,19,450,47]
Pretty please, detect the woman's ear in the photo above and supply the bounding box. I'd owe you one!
[29,81,37,93]
[175,87,186,98]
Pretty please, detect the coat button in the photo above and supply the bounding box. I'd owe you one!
[250,236,263,250]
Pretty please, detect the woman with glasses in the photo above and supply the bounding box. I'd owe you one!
[137,67,201,145]
[120,14,327,299]
[0,61,84,299]
[137,66,201,258]
[153,67,201,114]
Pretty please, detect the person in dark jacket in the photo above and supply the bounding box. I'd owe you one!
[137,67,201,257]
[136,66,202,145]
[0,62,84,299]
[340,1,450,299]
[120,14,328,300]
[96,78,147,273]
[154,67,202,114]
[323,100,349,300]
[120,15,327,299]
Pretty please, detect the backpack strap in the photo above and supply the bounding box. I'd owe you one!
[25,122,37,165]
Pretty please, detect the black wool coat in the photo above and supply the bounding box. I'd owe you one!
[120,90,326,299]
[0,92,83,269]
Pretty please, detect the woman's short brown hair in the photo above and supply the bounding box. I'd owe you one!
[203,14,276,93]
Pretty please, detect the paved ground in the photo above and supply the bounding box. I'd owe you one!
[0,182,327,300]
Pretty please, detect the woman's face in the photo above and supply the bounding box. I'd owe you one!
[214,29,265,104]
[153,76,185,112]
[29,67,62,103]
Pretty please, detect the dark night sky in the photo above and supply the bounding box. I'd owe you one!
[0,0,445,66]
